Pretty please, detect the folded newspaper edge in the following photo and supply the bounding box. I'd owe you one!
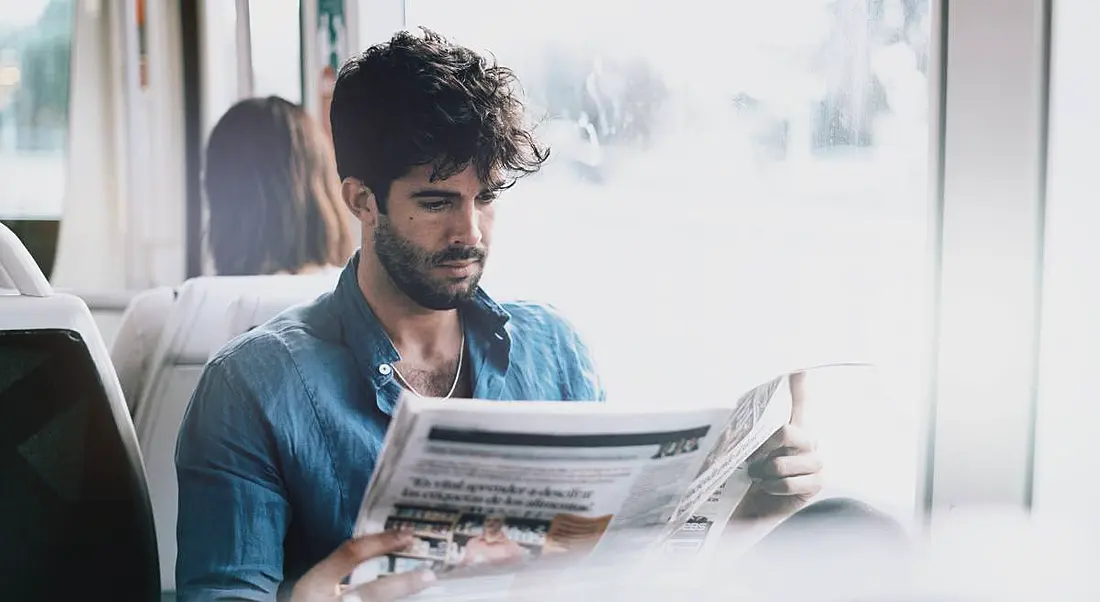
[348,362,869,595]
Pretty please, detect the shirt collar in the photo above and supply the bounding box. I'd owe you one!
[334,250,512,411]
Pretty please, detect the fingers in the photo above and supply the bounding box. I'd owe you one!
[748,453,823,481]
[294,530,414,601]
[756,473,823,497]
[747,424,817,464]
[322,531,415,587]
[745,422,824,498]
[345,570,437,602]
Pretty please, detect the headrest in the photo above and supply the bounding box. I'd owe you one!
[0,266,15,290]
[159,273,339,365]
[0,223,51,297]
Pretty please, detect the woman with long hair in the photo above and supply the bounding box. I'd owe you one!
[203,96,354,275]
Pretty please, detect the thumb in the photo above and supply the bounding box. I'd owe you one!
[293,530,414,601]
[346,569,437,602]
[788,371,807,426]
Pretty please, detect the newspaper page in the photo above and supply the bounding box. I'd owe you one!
[348,398,734,592]
[660,374,795,554]
[660,363,875,558]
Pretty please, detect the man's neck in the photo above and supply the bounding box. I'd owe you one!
[357,253,460,358]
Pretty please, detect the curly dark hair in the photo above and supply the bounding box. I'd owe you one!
[330,27,549,211]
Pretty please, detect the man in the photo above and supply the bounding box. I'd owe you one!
[175,29,823,602]
[459,515,528,567]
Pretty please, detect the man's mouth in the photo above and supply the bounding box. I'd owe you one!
[436,259,479,277]
[437,259,478,268]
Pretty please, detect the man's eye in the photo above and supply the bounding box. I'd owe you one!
[422,201,450,212]
[477,195,498,205]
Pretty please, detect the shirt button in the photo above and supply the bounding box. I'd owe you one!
[378,364,392,375]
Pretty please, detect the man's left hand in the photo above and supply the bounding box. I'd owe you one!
[730,372,824,523]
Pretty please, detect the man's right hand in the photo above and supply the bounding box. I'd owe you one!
[291,530,437,602]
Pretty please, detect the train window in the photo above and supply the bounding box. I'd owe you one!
[0,0,73,278]
[1033,1,1099,523]
[401,0,934,514]
[0,0,72,218]
[248,0,303,103]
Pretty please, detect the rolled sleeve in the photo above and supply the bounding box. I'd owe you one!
[175,361,290,601]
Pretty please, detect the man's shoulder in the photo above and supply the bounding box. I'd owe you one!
[207,326,289,374]
[496,300,606,402]
[205,294,346,391]
[500,300,583,341]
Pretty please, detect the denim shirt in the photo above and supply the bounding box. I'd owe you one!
[174,252,605,601]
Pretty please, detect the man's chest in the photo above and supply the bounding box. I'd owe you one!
[275,350,569,538]
[391,360,473,399]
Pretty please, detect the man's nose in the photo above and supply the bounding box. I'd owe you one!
[450,200,483,247]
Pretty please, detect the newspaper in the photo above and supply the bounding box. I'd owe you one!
[347,369,818,595]
[660,375,795,554]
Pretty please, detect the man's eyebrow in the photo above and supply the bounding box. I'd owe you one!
[409,189,463,199]
[409,188,501,198]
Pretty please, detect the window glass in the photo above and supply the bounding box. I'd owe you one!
[249,0,303,103]
[401,0,933,514]
[0,0,73,219]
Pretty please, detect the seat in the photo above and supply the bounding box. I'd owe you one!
[132,272,339,591]
[110,286,177,413]
[220,292,318,341]
[0,224,160,600]
[62,289,143,350]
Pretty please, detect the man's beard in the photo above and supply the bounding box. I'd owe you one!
[373,216,486,310]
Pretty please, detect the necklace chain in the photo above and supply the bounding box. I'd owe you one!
[390,328,465,399]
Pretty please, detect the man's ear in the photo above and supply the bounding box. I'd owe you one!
[341,178,378,227]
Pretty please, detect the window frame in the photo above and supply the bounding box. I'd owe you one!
[922,0,1051,518]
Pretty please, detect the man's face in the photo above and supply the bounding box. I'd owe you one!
[372,164,497,310]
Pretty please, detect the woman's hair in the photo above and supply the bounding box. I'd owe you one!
[203,96,354,276]
[330,27,550,211]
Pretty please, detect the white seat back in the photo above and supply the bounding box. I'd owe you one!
[0,223,161,598]
[133,272,339,591]
[220,293,317,345]
[67,289,143,349]
[110,287,177,413]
